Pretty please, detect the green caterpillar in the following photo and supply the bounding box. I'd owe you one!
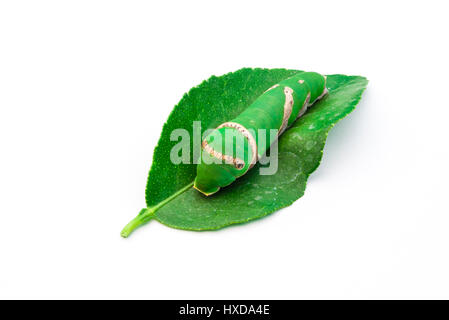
[194,71,328,196]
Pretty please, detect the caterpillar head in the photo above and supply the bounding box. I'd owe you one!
[194,127,254,196]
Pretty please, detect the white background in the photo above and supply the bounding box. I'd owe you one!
[0,0,448,299]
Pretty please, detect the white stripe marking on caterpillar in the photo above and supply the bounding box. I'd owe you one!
[264,83,279,93]
[202,140,245,170]
[279,87,294,135]
[216,122,258,168]
[297,92,311,119]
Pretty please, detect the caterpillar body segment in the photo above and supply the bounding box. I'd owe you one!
[194,72,328,196]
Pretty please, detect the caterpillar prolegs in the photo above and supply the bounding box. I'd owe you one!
[194,71,328,196]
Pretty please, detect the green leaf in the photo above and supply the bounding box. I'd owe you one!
[120,68,367,237]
